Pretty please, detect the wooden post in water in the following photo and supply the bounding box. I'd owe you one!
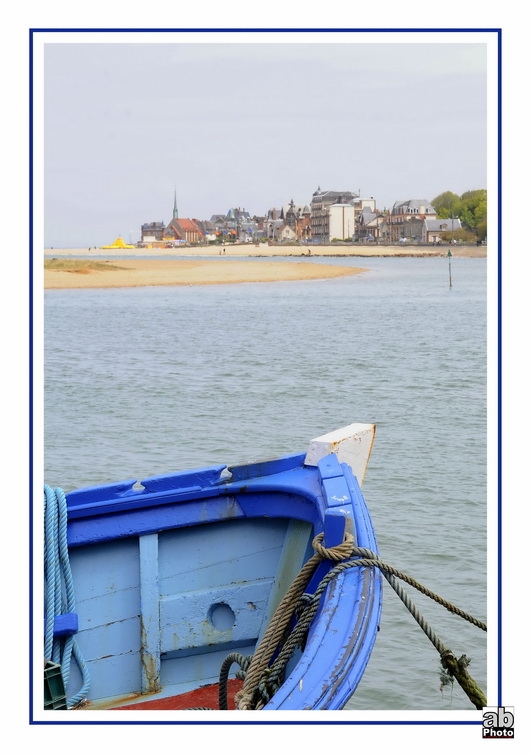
[447,249,452,288]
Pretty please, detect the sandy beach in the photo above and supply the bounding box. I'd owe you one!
[44,243,486,290]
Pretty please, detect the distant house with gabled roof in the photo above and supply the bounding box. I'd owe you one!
[277,223,297,242]
[387,199,437,243]
[164,217,202,245]
[357,208,386,242]
[209,214,226,225]
[193,219,216,244]
[280,199,312,241]
[423,217,462,244]
[392,199,436,215]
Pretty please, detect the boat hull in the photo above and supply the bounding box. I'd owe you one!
[44,425,382,711]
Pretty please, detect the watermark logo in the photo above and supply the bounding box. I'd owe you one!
[482,707,515,739]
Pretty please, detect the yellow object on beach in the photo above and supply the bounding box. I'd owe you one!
[101,236,136,249]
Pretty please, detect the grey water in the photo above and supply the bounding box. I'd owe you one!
[43,255,488,712]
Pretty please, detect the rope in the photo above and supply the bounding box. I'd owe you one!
[218,652,252,710]
[330,549,487,709]
[235,533,355,709]
[232,537,487,710]
[383,571,487,708]
[439,651,487,709]
[44,485,91,709]
[350,547,487,631]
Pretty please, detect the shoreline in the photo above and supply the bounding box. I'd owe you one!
[44,242,486,259]
[43,244,486,290]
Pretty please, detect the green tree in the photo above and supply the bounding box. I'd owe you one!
[432,189,487,241]
[431,191,462,219]
[460,189,487,240]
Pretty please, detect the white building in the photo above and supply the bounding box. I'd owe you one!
[329,202,356,241]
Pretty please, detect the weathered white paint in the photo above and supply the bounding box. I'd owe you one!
[304,423,376,486]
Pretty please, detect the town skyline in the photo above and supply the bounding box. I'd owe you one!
[46,185,482,248]
[39,31,490,249]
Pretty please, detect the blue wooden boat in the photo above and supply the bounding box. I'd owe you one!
[44,424,382,711]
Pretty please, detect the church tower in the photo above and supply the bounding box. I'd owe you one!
[173,189,179,220]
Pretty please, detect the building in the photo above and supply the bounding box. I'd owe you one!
[357,207,386,242]
[386,200,437,243]
[423,217,463,244]
[328,202,356,241]
[209,207,262,243]
[310,188,359,242]
[164,217,202,245]
[193,219,217,244]
[161,191,202,244]
[140,221,165,244]
[282,200,312,241]
[311,188,357,242]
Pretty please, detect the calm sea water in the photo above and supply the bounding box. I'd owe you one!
[43,255,488,712]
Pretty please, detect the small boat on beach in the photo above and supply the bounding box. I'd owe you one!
[43,424,382,712]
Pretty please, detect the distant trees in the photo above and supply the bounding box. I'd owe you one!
[431,189,487,242]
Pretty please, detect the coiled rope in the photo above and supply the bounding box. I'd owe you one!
[233,533,487,710]
[44,485,90,709]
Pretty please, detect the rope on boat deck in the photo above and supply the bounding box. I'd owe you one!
[234,533,356,710]
[232,533,487,711]
[44,485,91,709]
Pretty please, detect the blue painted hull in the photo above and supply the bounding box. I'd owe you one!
[44,441,382,711]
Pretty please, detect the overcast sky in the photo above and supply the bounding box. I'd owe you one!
[41,32,489,248]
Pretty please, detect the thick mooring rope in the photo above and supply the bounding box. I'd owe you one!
[44,485,90,708]
[234,534,487,710]
[383,571,487,708]
[235,533,354,710]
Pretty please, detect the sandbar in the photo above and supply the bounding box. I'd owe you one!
[44,258,367,290]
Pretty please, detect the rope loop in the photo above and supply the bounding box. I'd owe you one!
[218,652,252,710]
[312,531,355,562]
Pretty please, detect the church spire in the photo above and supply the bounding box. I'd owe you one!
[173,189,178,220]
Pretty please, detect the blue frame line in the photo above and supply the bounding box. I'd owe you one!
[30,25,500,727]
[496,28,503,708]
[29,26,35,727]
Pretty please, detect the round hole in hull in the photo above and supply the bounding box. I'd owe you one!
[208,602,236,631]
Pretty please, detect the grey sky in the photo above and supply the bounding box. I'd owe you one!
[42,34,489,248]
